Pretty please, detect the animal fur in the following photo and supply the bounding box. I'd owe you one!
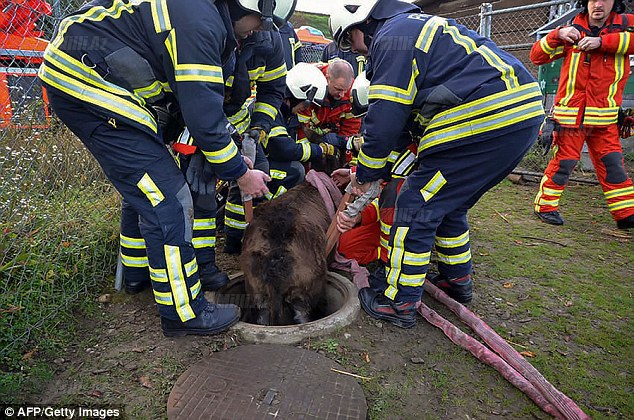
[240,182,331,325]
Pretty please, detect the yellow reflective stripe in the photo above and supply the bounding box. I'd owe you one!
[269,125,288,137]
[192,236,216,248]
[397,273,426,287]
[561,52,581,106]
[254,102,278,119]
[435,231,469,248]
[609,51,626,108]
[617,32,631,55]
[134,80,163,100]
[297,114,311,123]
[386,226,408,299]
[137,173,165,207]
[225,217,248,229]
[270,169,286,179]
[380,221,391,236]
[358,149,387,170]
[608,199,634,211]
[437,249,472,265]
[260,63,287,82]
[403,250,431,266]
[426,83,541,133]
[191,281,201,300]
[538,36,562,58]
[298,139,311,161]
[419,101,544,154]
[386,150,400,163]
[121,255,149,267]
[201,141,239,164]
[226,202,245,215]
[476,44,520,90]
[542,186,563,197]
[150,266,168,283]
[537,197,559,206]
[368,59,419,105]
[52,0,139,49]
[39,64,157,133]
[248,66,265,80]
[415,16,445,52]
[184,257,197,278]
[273,185,287,198]
[420,171,446,202]
[604,186,634,199]
[120,234,146,249]
[380,237,389,249]
[165,245,195,321]
[165,30,223,83]
[150,0,171,33]
[193,218,215,230]
[154,290,173,305]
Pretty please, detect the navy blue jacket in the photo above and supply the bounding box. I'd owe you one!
[39,0,247,180]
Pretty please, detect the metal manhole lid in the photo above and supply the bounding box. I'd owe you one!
[167,344,367,419]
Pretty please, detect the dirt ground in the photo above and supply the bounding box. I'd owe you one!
[31,181,631,419]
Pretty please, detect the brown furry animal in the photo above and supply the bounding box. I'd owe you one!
[240,182,331,325]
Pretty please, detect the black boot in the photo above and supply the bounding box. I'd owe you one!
[616,214,634,230]
[428,273,473,304]
[161,302,240,337]
[535,210,564,225]
[199,263,230,291]
[223,235,242,255]
[368,263,388,294]
[124,276,151,295]
[358,288,417,328]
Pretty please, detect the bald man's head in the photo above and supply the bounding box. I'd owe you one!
[326,58,354,100]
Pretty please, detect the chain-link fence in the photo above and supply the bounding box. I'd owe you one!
[1,0,119,368]
[301,43,327,63]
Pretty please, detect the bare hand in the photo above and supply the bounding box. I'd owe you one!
[242,155,254,169]
[577,36,601,51]
[237,169,271,198]
[331,168,351,188]
[558,26,581,44]
[336,209,361,233]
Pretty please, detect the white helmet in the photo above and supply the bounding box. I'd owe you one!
[237,0,297,30]
[351,71,369,117]
[286,62,328,105]
[329,0,379,51]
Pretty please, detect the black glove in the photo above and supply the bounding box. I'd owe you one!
[153,101,184,144]
[537,116,557,156]
[247,126,267,144]
[185,151,215,196]
[322,132,347,149]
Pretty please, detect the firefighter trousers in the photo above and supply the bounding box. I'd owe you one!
[46,85,205,322]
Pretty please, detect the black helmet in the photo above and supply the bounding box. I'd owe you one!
[576,0,626,14]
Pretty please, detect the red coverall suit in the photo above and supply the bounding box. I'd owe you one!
[532,11,634,223]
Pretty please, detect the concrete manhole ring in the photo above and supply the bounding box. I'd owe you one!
[167,344,368,419]
[208,271,360,344]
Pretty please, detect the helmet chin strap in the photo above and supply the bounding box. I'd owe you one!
[260,0,276,31]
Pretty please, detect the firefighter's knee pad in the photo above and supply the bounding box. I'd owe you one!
[176,183,194,243]
[552,159,577,185]
[601,152,628,184]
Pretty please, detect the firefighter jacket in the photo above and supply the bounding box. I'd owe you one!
[38,0,247,181]
[279,21,303,70]
[223,30,287,134]
[356,11,544,184]
[264,113,324,163]
[297,64,362,145]
[321,41,367,77]
[531,11,634,127]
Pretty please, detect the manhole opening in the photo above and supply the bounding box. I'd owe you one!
[214,274,347,326]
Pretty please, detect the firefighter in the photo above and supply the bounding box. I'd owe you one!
[330,0,544,328]
[38,0,296,336]
[295,59,362,167]
[532,0,634,229]
[219,28,290,255]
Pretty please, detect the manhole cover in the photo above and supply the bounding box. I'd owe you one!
[167,344,367,419]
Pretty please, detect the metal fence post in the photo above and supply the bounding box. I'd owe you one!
[479,3,492,37]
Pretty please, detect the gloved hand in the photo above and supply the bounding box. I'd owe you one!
[247,126,267,144]
[322,132,347,149]
[346,135,363,153]
[185,151,215,195]
[537,116,557,156]
[153,101,184,145]
[241,132,258,164]
[319,142,336,156]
